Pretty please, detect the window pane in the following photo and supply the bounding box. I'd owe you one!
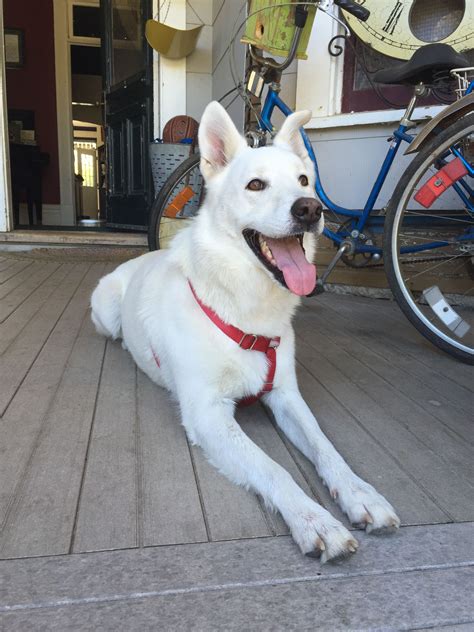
[409,0,465,43]
[73,5,101,39]
[81,153,95,187]
[110,0,144,85]
[71,45,102,76]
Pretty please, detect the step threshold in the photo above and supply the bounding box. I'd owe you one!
[0,230,148,247]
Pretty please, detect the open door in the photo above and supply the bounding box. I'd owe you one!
[102,0,152,229]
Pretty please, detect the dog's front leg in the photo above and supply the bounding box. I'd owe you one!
[265,388,400,534]
[181,397,358,562]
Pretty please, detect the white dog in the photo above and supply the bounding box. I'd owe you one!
[91,102,400,562]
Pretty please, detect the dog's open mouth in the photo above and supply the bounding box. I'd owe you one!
[243,229,317,296]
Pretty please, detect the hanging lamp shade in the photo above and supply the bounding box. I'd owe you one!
[145,19,203,59]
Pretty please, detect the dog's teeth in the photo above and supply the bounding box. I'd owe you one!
[257,236,276,266]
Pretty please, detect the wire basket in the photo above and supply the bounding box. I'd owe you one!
[450,67,474,100]
[149,142,203,218]
[149,142,194,193]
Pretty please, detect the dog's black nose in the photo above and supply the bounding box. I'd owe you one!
[291,197,322,228]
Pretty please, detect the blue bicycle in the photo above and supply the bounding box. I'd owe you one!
[148,0,474,363]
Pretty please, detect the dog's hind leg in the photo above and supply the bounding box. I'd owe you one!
[180,396,358,562]
[91,255,146,339]
[265,388,400,535]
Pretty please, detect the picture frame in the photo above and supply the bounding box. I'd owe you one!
[4,29,25,68]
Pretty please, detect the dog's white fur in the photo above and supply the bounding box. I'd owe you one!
[91,102,399,562]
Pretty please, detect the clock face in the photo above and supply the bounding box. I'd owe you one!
[343,0,474,60]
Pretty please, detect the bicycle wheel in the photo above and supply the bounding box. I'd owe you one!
[384,113,474,364]
[148,153,203,250]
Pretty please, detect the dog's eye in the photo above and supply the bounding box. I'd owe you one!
[299,175,309,186]
[246,178,266,191]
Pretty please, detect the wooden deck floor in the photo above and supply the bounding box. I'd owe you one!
[0,251,472,630]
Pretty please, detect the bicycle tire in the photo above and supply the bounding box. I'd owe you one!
[148,153,202,251]
[384,113,474,364]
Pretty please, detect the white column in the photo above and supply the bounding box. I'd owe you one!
[158,0,187,136]
[53,0,75,225]
[296,9,344,125]
[0,0,12,232]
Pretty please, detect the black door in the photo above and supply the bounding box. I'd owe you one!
[102,0,152,229]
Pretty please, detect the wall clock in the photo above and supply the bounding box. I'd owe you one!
[342,0,474,60]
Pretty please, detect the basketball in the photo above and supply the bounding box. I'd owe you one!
[163,115,199,143]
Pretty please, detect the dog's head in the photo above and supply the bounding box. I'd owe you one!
[198,101,324,297]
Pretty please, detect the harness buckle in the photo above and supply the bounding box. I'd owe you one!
[239,333,259,350]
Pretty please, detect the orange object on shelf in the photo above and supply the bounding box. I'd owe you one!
[164,186,195,218]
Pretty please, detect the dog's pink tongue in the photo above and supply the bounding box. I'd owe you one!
[266,237,316,296]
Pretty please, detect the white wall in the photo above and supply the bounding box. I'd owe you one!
[308,124,417,209]
[158,0,186,135]
[185,0,213,123]
[165,0,246,130]
[178,0,247,130]
[211,0,245,129]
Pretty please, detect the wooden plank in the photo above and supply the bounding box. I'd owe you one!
[0,262,60,323]
[3,562,471,630]
[0,263,91,416]
[298,316,474,481]
[320,293,473,390]
[0,257,17,272]
[312,295,473,418]
[299,304,473,444]
[0,317,106,559]
[0,262,38,300]
[1,523,472,614]
[137,370,208,546]
[294,324,474,522]
[190,400,351,542]
[238,404,348,533]
[294,360,449,525]
[189,441,272,542]
[0,259,32,285]
[0,264,105,536]
[320,292,474,394]
[258,406,349,527]
[0,264,72,355]
[71,340,140,553]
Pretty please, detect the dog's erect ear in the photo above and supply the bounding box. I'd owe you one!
[198,101,247,180]
[273,110,312,162]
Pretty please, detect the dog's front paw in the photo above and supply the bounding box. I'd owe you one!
[288,504,359,563]
[331,476,400,534]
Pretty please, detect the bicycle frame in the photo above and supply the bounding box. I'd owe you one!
[257,85,474,256]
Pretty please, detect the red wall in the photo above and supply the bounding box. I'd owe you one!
[5,0,60,204]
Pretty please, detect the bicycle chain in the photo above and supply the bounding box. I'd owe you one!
[324,221,471,268]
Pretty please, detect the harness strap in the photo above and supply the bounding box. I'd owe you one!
[188,281,280,405]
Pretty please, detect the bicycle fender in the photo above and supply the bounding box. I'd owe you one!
[404,92,474,156]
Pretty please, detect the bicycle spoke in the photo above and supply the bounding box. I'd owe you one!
[402,210,474,225]
[403,252,470,282]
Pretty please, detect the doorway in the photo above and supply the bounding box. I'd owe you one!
[1,0,153,232]
[69,7,104,228]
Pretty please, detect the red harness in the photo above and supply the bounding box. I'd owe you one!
[189,282,280,406]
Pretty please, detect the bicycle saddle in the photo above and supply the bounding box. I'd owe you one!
[373,44,469,86]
